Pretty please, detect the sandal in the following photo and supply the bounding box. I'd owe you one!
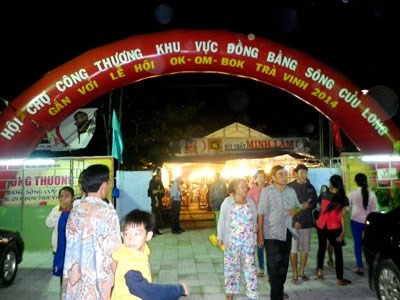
[337,278,352,286]
[291,274,298,284]
[300,274,310,281]
[316,269,324,280]
[354,269,364,276]
[225,294,234,300]
[327,260,334,268]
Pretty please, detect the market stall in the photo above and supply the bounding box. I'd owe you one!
[162,122,321,210]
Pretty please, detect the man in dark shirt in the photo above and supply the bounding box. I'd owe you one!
[288,164,318,284]
[209,172,228,226]
[148,169,165,235]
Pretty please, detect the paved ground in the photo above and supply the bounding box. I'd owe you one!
[1,227,377,300]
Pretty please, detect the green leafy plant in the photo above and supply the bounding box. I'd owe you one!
[373,186,400,211]
[374,188,391,209]
[390,186,400,209]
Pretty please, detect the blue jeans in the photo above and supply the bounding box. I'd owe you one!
[351,220,364,268]
[257,246,265,271]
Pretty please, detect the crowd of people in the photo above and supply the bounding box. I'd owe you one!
[215,165,377,300]
[45,163,378,300]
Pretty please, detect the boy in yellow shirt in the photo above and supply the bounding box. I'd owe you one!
[111,209,189,300]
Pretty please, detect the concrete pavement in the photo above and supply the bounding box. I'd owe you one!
[1,227,377,300]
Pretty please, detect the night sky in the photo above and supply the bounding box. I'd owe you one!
[1,1,398,156]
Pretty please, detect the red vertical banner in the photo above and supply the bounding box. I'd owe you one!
[332,122,343,149]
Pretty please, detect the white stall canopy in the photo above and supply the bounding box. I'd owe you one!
[165,122,321,182]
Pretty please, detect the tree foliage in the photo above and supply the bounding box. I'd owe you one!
[121,99,205,170]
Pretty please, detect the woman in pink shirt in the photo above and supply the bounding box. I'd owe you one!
[348,173,378,276]
[247,169,269,278]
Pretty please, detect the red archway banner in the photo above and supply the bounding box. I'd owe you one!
[0,29,399,159]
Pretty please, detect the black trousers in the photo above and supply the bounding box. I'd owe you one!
[316,226,344,279]
[170,201,181,231]
[151,196,163,231]
[265,230,292,300]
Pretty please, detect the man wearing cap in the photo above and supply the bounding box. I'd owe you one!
[288,164,318,284]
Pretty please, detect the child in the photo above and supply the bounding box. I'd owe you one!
[111,209,189,300]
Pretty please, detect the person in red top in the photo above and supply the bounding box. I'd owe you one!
[316,174,352,286]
